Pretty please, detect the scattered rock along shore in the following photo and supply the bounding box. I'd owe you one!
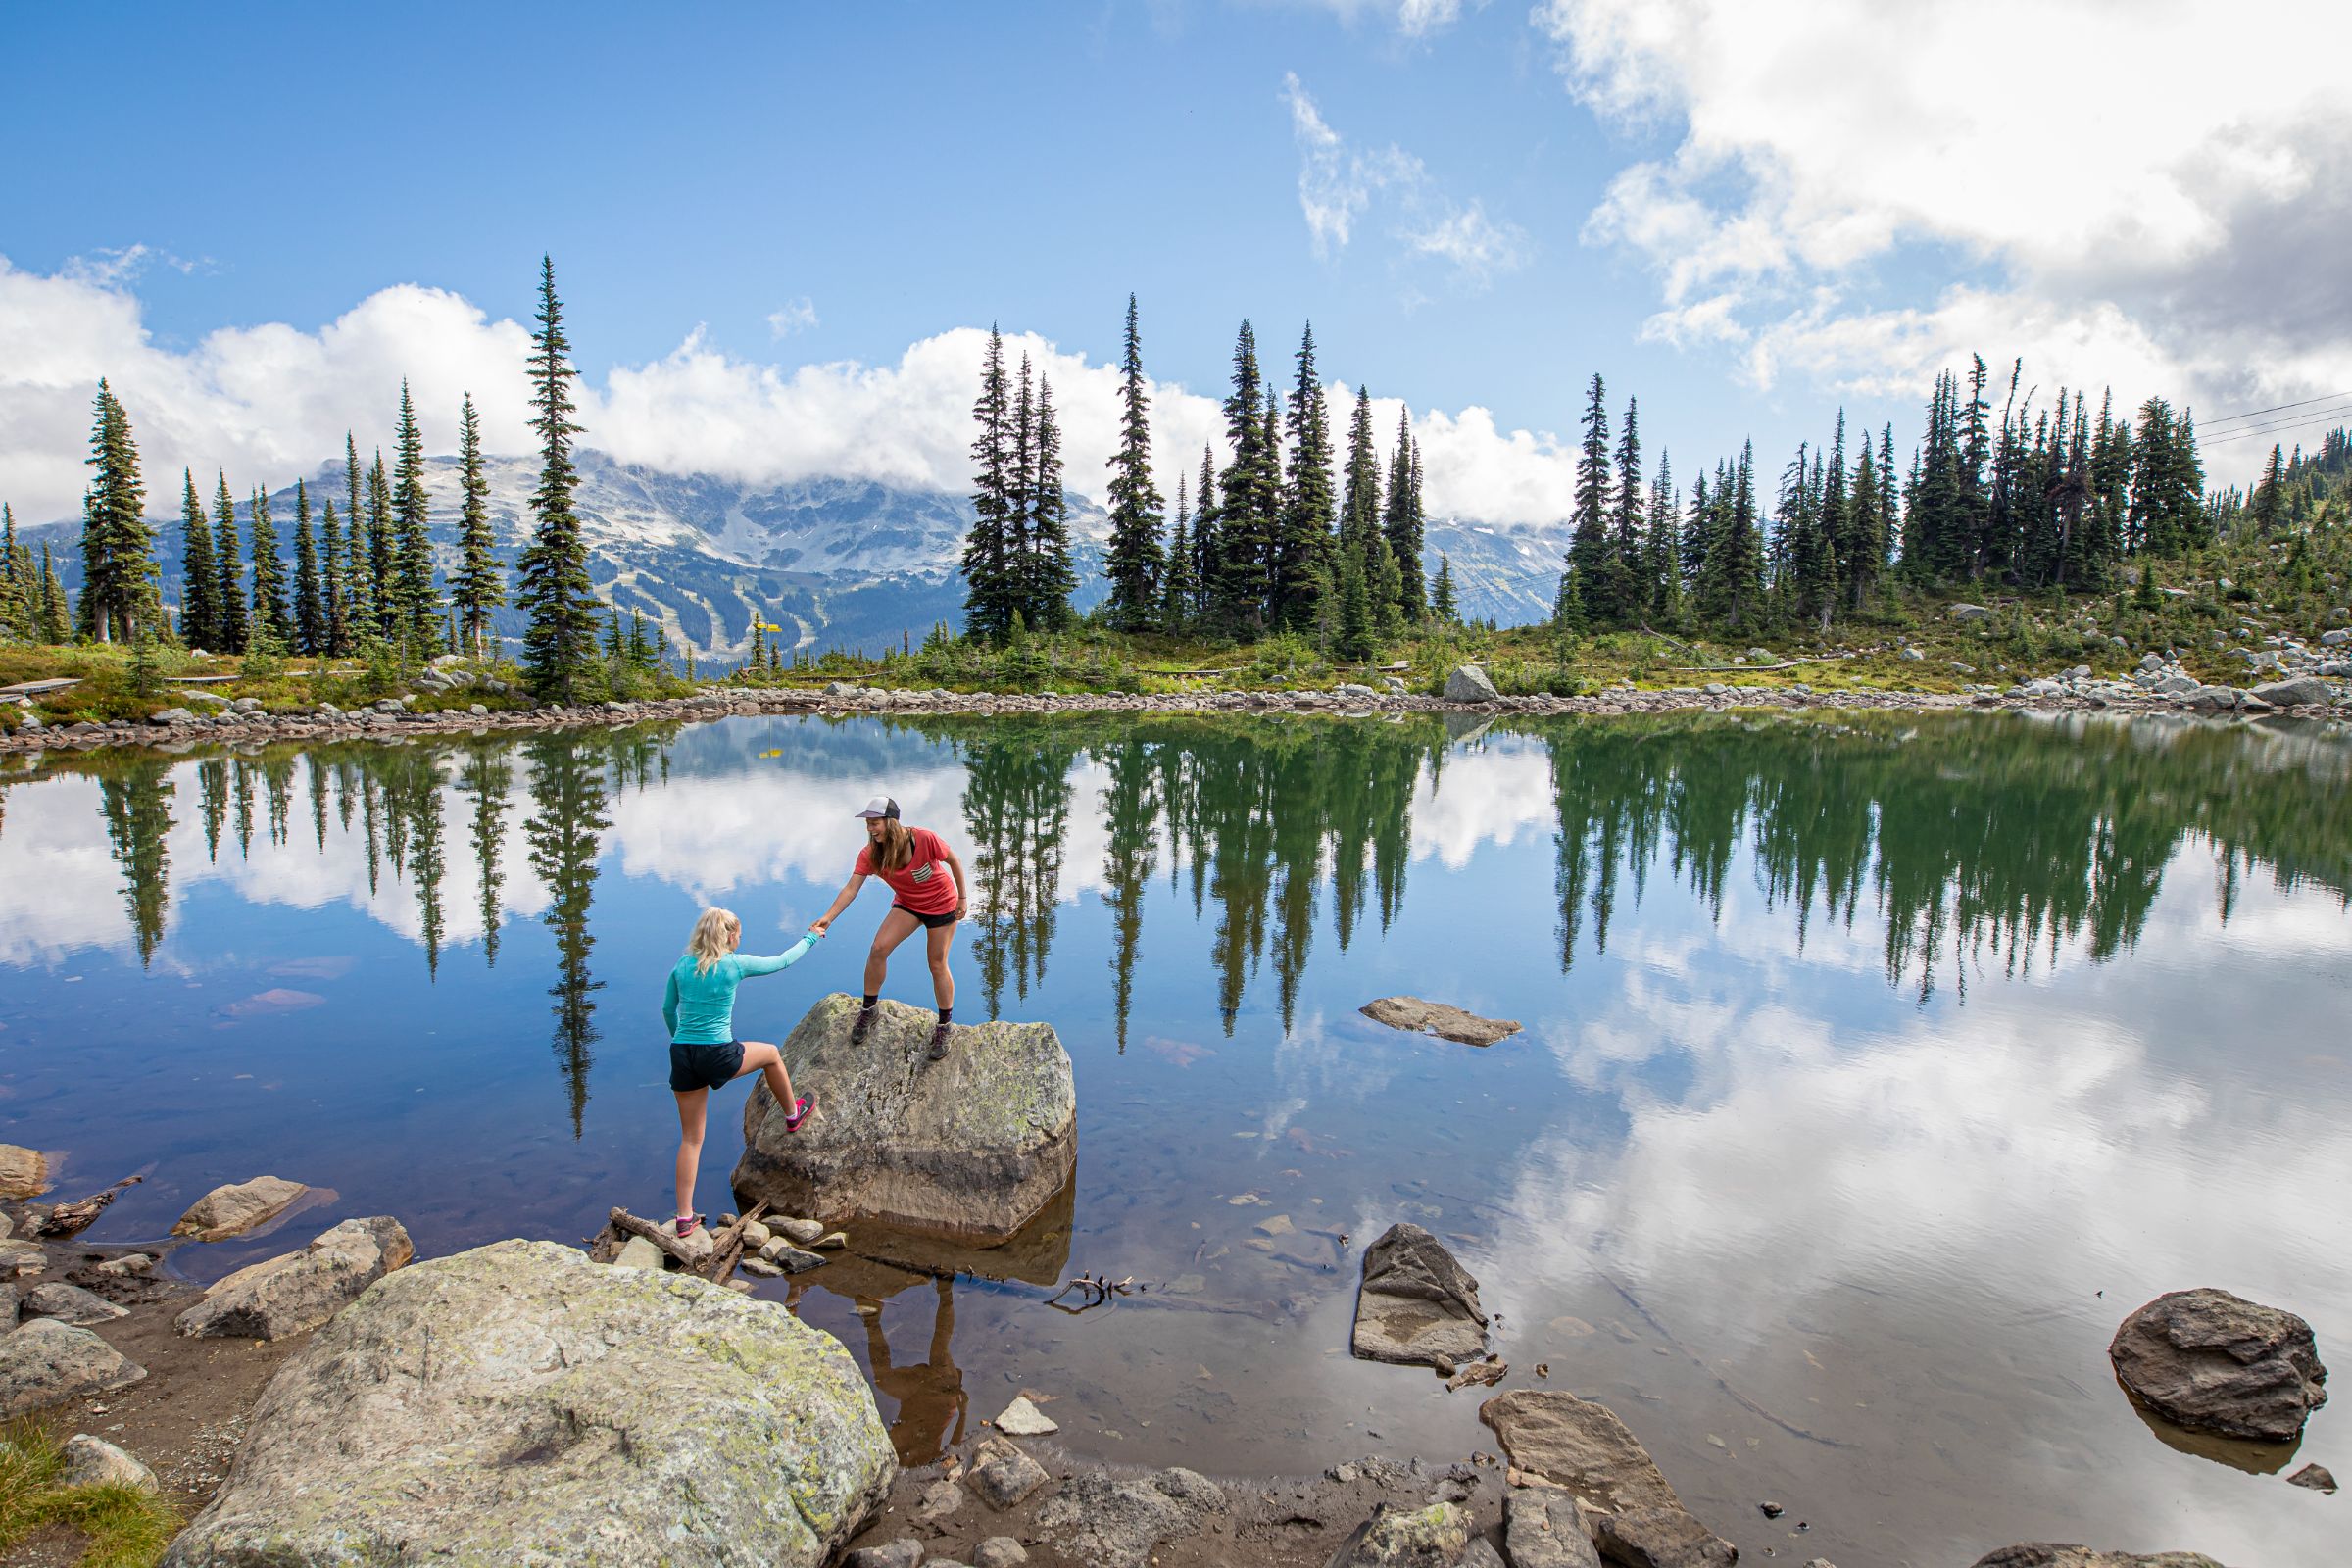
[5,668,2347,759]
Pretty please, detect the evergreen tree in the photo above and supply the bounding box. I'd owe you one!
[1341,385,1381,559]
[1275,322,1336,631]
[1101,294,1165,631]
[79,379,155,642]
[1160,471,1195,633]
[1957,354,1992,575]
[1213,321,1273,630]
[452,392,504,658]
[211,472,246,653]
[1562,373,1615,627]
[248,483,291,646]
[1609,397,1644,617]
[961,325,1017,643]
[319,493,348,656]
[1696,441,1764,627]
[1382,411,1426,619]
[0,506,23,640]
[367,451,394,638]
[1841,427,1884,608]
[1025,374,1076,630]
[1369,537,1406,643]
[341,433,373,641]
[1007,355,1036,627]
[293,478,326,655]
[2249,443,2288,534]
[1643,453,1682,624]
[1191,443,1220,619]
[1334,542,1375,662]
[39,542,72,643]
[1431,552,1458,625]
[176,470,220,651]
[391,379,438,648]
[515,256,602,703]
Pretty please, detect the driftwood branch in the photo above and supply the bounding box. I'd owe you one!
[605,1207,709,1272]
[706,1201,769,1286]
[34,1174,143,1239]
[600,1203,769,1283]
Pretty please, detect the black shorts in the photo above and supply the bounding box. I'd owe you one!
[669,1040,744,1093]
[893,903,958,930]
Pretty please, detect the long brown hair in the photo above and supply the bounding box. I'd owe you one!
[870,818,915,871]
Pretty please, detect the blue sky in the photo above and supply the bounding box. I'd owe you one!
[3,1,2342,524]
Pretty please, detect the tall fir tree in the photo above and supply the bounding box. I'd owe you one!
[1609,396,1644,618]
[293,478,326,655]
[514,256,602,702]
[212,471,246,653]
[1161,471,1195,633]
[1643,453,1681,624]
[177,470,220,651]
[1562,373,1615,628]
[1341,385,1382,559]
[961,325,1017,643]
[391,380,439,648]
[366,451,394,639]
[1431,552,1458,625]
[1275,322,1336,631]
[0,506,23,640]
[39,542,72,643]
[319,493,348,656]
[1191,443,1220,620]
[1025,374,1076,630]
[79,379,155,642]
[341,432,373,641]
[451,392,504,658]
[1212,321,1273,630]
[1382,411,1426,619]
[1007,355,1037,627]
[248,483,291,647]
[1101,294,1165,631]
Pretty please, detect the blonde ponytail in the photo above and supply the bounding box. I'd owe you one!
[686,907,740,975]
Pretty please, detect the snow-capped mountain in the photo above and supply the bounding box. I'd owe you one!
[27,450,1562,656]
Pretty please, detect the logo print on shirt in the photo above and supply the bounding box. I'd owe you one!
[910,864,933,883]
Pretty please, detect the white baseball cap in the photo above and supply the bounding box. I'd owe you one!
[855,796,901,820]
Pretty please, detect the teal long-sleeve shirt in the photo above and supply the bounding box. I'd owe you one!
[663,935,818,1044]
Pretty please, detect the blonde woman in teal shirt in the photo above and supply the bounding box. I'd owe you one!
[663,906,819,1237]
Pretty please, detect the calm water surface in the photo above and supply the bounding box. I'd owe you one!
[1,710,2346,1566]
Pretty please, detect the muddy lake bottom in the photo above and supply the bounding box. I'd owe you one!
[2,707,2345,1565]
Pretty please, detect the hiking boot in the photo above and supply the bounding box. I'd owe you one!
[850,1004,877,1044]
[926,1020,955,1061]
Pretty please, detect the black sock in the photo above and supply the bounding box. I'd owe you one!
[937,1007,953,1025]
[860,994,878,1011]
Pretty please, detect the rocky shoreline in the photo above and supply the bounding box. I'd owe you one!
[4,665,2346,759]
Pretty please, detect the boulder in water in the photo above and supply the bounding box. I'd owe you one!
[733,994,1076,1243]
[1351,1223,1489,1367]
[171,1175,312,1241]
[159,1239,894,1568]
[1360,996,1521,1047]
[2108,1287,2327,1442]
[1482,1390,1736,1568]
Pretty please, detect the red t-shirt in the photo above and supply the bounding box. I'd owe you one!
[855,826,959,915]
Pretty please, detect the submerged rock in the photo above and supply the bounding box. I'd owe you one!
[1444,665,1501,703]
[159,1239,894,1568]
[734,994,1076,1242]
[171,1175,312,1241]
[2286,1461,2336,1493]
[1482,1390,1735,1568]
[1360,996,1522,1047]
[2108,1288,2328,1442]
[1352,1223,1489,1367]
[0,1319,147,1416]
[173,1216,414,1341]
[1034,1467,1226,1568]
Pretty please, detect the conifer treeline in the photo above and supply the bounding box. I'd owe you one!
[966,301,1439,649]
[15,259,600,704]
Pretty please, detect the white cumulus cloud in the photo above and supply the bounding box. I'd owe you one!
[1536,0,2352,431]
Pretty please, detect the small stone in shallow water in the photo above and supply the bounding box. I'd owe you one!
[1760,1500,1785,1518]
[996,1395,1058,1436]
[2288,1461,2337,1493]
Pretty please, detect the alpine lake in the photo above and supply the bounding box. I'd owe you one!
[1,706,2344,1567]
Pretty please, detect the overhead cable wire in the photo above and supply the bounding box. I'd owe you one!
[2197,390,2352,428]
[2200,404,2352,445]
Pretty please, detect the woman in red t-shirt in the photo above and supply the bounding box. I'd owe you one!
[809,796,970,1060]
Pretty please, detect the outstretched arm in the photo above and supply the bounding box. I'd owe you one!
[808,873,867,936]
[735,932,820,978]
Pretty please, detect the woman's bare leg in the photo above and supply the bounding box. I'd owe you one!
[734,1040,796,1109]
[924,919,957,1012]
[673,1088,709,1220]
[864,906,922,997]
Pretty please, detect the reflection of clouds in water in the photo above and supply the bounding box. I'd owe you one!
[0,760,553,966]
[1408,735,1551,870]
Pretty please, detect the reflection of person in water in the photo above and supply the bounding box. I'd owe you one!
[859,1274,967,1463]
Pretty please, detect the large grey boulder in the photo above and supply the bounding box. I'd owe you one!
[0,1318,147,1416]
[1360,996,1521,1047]
[1444,665,1500,703]
[1969,1548,2230,1568]
[1481,1391,1736,1568]
[24,1282,128,1325]
[1034,1467,1226,1568]
[160,1239,895,1568]
[171,1175,312,1241]
[734,994,1076,1242]
[2108,1288,2327,1442]
[174,1215,413,1341]
[2249,675,2335,708]
[1351,1223,1489,1367]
